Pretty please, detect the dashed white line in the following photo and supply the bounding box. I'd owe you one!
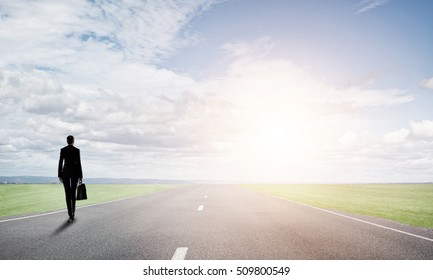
[204,195,208,199]
[197,205,204,211]
[171,247,188,260]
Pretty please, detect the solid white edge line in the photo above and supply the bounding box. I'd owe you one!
[197,205,204,211]
[263,192,433,242]
[0,210,67,223]
[0,190,167,223]
[171,247,188,260]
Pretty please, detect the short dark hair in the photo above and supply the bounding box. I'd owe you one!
[66,135,74,145]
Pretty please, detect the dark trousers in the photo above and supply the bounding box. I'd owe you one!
[62,177,78,217]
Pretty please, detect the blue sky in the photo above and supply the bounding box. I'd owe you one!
[167,1,433,83]
[1,0,433,182]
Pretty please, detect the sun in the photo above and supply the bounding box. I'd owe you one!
[245,113,309,160]
[259,122,288,149]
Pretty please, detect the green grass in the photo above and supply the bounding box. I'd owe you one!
[241,184,433,228]
[0,184,181,218]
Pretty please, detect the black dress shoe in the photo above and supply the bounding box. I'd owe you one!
[67,217,73,223]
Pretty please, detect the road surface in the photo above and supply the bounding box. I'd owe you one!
[1,185,432,259]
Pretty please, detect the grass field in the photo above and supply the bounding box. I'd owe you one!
[241,184,433,228]
[0,184,180,218]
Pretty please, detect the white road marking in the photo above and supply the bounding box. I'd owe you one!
[204,195,208,199]
[0,190,167,223]
[0,209,67,223]
[197,205,204,211]
[266,193,433,243]
[171,247,188,260]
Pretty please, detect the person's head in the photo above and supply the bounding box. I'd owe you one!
[66,135,74,145]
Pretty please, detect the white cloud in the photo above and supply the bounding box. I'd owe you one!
[210,40,414,114]
[339,131,360,146]
[383,128,410,144]
[420,76,433,90]
[0,0,216,92]
[410,120,433,139]
[354,0,391,15]
[0,0,215,64]
[0,0,222,178]
[221,37,274,58]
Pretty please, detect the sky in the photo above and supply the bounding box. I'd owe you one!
[1,0,433,183]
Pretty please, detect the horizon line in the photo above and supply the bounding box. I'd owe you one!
[0,175,432,185]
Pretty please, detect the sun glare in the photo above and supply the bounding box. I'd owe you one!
[245,113,311,161]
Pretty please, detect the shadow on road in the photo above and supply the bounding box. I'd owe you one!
[51,220,75,236]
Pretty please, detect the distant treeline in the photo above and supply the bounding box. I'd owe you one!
[0,176,193,184]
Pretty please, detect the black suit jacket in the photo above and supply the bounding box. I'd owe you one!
[58,145,83,178]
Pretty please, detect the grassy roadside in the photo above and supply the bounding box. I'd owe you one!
[241,184,433,228]
[0,184,181,218]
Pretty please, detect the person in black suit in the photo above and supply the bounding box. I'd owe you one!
[58,135,83,223]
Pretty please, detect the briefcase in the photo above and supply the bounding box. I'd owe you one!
[77,183,87,200]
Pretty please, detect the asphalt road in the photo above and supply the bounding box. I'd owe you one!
[1,185,432,260]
